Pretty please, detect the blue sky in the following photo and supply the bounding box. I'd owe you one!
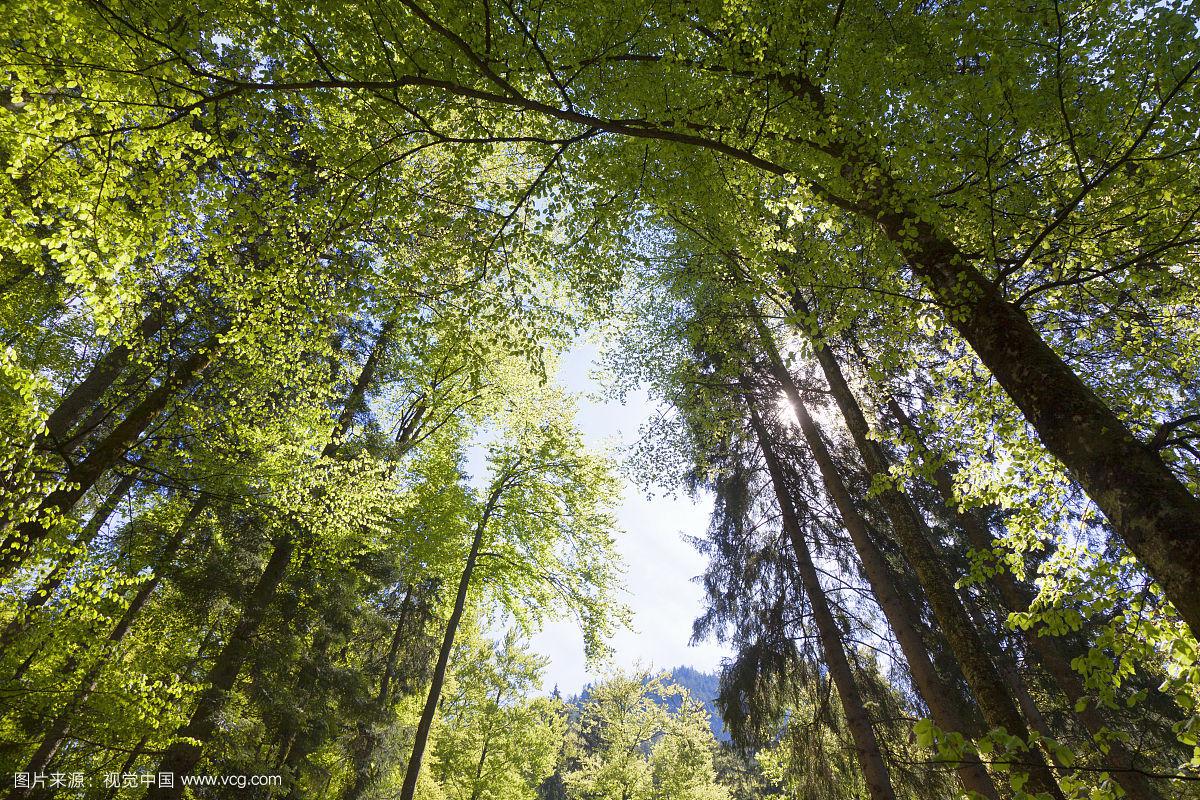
[527,342,730,694]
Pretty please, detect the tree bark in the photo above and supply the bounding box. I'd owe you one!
[398,483,503,800]
[0,337,220,575]
[808,167,1200,636]
[881,389,1169,800]
[745,395,897,800]
[740,354,998,799]
[774,308,1065,799]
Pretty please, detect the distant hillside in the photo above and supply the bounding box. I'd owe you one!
[655,665,728,742]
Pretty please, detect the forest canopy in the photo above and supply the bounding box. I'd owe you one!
[1,0,1199,798]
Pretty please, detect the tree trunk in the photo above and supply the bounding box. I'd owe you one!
[145,323,394,795]
[279,632,335,797]
[0,337,220,575]
[775,308,1065,799]
[468,743,489,800]
[740,355,998,799]
[343,588,414,800]
[745,395,897,800]
[378,588,413,707]
[398,485,502,800]
[7,498,206,800]
[146,532,295,799]
[881,388,1169,800]
[43,305,170,449]
[809,166,1200,636]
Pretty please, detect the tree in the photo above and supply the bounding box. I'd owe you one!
[564,670,728,800]
[401,390,624,800]
[15,0,1194,630]
[3,2,1200,796]
[430,629,564,800]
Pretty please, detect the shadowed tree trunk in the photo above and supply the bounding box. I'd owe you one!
[0,335,221,575]
[877,377,1170,800]
[745,393,897,800]
[897,233,1200,638]
[762,304,1065,800]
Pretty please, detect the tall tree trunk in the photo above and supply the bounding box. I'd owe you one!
[790,159,1200,635]
[0,336,220,575]
[745,395,898,800]
[0,472,136,653]
[43,305,170,449]
[145,323,394,797]
[768,307,1065,799]
[880,386,1169,800]
[280,632,334,797]
[398,484,503,800]
[108,735,150,798]
[739,360,998,799]
[146,533,296,799]
[7,499,206,800]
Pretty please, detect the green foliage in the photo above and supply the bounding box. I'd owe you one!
[563,670,729,800]
[2,1,1200,797]
[431,630,565,800]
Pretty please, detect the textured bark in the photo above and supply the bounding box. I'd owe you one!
[399,482,503,800]
[825,176,1200,637]
[0,338,220,575]
[883,394,1169,800]
[745,396,897,800]
[784,312,1065,800]
[741,349,998,799]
